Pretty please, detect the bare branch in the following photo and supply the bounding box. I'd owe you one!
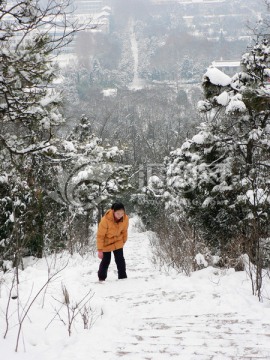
[15,262,68,352]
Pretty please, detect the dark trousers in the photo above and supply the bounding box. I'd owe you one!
[98,248,127,280]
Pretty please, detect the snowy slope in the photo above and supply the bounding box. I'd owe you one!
[1,216,270,359]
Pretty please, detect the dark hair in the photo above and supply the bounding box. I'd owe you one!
[111,202,125,212]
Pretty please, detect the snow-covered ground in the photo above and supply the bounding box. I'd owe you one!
[1,216,270,359]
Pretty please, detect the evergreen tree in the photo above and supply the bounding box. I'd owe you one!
[0,0,79,267]
[52,115,133,225]
[132,174,165,229]
[166,40,270,273]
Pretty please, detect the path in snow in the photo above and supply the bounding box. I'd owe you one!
[128,18,145,90]
[1,217,270,360]
[87,219,270,360]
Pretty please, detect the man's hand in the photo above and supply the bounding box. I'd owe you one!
[98,250,103,259]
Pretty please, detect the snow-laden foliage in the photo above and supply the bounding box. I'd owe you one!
[51,116,133,221]
[166,40,270,268]
[0,0,77,154]
[0,0,84,267]
[132,173,165,229]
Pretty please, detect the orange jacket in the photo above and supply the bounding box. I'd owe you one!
[96,209,129,252]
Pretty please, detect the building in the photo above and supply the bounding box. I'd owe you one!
[73,0,104,14]
[211,60,241,76]
[151,0,225,4]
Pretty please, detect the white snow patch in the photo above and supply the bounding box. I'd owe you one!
[246,189,268,205]
[204,66,231,86]
[216,91,230,106]
[1,217,270,359]
[0,174,8,183]
[195,253,208,267]
[102,88,117,97]
[9,213,14,222]
[63,140,76,152]
[226,94,246,113]
[192,131,209,144]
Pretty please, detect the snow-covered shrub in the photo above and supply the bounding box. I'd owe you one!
[165,39,270,298]
[130,215,146,233]
[149,216,208,276]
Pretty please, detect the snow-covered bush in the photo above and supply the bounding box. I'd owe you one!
[0,1,89,267]
[165,39,270,297]
[149,216,209,276]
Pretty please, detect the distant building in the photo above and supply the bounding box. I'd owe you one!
[211,60,241,76]
[151,0,225,4]
[55,3,111,67]
[73,0,104,14]
[71,0,111,34]
[151,0,177,4]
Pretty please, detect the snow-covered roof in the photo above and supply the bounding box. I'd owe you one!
[95,11,110,19]
[212,60,241,68]
[204,66,231,86]
[102,6,111,11]
[152,0,225,3]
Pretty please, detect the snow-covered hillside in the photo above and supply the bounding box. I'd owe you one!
[1,216,270,359]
